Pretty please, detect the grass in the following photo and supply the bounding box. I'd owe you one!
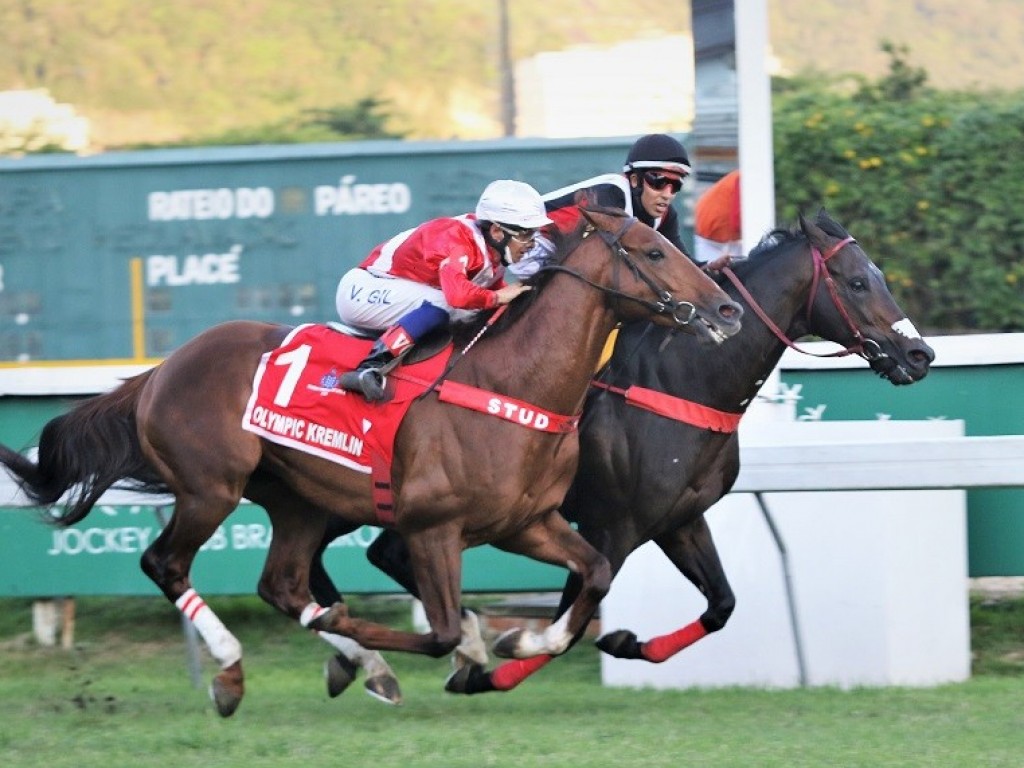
[0,594,1022,768]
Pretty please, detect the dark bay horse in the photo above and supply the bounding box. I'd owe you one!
[317,209,935,697]
[0,208,742,715]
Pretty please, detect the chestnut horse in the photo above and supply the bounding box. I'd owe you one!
[0,208,741,715]
[312,209,935,697]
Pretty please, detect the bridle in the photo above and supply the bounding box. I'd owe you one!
[535,216,698,326]
[720,235,887,363]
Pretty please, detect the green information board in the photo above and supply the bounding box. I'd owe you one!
[0,137,691,362]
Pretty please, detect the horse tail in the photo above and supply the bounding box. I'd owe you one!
[0,369,168,527]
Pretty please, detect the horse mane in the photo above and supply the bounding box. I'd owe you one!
[740,208,850,268]
[450,208,628,344]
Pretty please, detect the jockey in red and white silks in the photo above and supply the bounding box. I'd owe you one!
[335,179,551,401]
[336,214,504,330]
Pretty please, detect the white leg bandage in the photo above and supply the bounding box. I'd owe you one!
[176,588,242,668]
[300,602,327,628]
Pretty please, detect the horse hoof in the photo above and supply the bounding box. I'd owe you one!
[595,629,643,660]
[444,663,494,695]
[364,673,402,706]
[454,610,489,667]
[492,628,524,659]
[325,653,358,698]
[209,662,245,717]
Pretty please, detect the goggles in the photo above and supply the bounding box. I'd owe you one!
[496,224,539,245]
[642,172,684,194]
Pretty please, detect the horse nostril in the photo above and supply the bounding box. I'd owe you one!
[719,303,743,322]
[910,347,934,366]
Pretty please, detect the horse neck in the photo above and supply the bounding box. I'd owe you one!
[464,265,619,415]
[627,242,816,414]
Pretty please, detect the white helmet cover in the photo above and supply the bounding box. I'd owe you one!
[475,179,553,229]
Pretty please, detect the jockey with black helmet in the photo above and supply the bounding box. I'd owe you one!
[511,133,694,278]
[621,133,691,252]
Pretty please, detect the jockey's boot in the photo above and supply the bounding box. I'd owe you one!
[339,339,395,401]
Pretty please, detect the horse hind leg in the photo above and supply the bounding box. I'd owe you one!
[268,494,403,704]
[308,525,465,664]
[317,630,402,705]
[140,496,246,717]
[310,555,402,705]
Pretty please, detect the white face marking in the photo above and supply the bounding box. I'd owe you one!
[891,318,922,340]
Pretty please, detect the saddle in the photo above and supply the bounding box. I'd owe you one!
[326,322,452,367]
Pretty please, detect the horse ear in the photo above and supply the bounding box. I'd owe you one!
[815,207,836,228]
[799,211,830,249]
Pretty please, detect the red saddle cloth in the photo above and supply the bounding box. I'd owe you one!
[242,324,453,522]
[243,323,580,523]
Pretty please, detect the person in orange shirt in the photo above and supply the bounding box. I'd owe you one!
[694,169,742,269]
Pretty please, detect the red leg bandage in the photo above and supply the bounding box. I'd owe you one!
[641,620,708,663]
[490,655,553,691]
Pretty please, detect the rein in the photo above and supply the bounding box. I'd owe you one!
[720,235,883,361]
[419,214,700,413]
[535,217,697,326]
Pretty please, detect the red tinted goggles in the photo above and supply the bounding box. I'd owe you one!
[642,172,684,194]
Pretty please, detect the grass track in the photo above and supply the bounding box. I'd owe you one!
[1,595,1022,768]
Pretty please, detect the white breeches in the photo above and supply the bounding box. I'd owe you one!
[336,268,462,331]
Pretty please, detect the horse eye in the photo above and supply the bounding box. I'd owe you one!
[849,278,868,292]
[647,249,665,262]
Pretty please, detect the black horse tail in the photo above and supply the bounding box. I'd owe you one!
[0,369,169,527]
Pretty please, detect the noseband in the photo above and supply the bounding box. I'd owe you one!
[536,217,697,326]
[722,235,885,362]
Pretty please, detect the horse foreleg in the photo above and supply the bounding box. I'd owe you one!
[449,522,608,695]
[490,512,610,660]
[367,529,488,669]
[597,517,734,663]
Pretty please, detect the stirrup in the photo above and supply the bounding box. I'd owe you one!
[339,368,387,401]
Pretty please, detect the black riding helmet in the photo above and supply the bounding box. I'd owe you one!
[623,134,692,176]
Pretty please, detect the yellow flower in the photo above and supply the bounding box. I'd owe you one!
[921,115,936,127]
[843,148,857,159]
[859,159,872,169]
[900,151,914,163]
[917,200,930,211]
[915,146,929,156]
[825,181,840,196]
[869,156,883,167]
[1007,273,1019,286]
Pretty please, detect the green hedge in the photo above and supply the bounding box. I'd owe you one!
[773,83,1024,333]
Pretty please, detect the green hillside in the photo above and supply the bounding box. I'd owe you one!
[2,1,1021,147]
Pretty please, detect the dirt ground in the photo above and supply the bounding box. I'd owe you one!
[969,577,1024,600]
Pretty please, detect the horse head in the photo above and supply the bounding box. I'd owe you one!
[799,209,935,384]
[575,206,742,344]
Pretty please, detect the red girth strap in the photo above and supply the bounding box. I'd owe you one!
[591,380,741,433]
[437,380,579,433]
